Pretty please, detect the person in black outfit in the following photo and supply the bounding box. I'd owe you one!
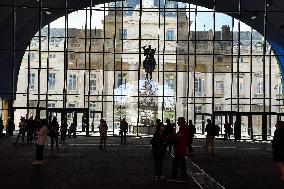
[60,120,68,144]
[0,117,4,137]
[49,117,60,150]
[164,119,174,154]
[205,119,216,155]
[14,117,26,144]
[272,120,284,182]
[120,118,128,143]
[188,120,196,155]
[151,122,166,180]
[26,117,35,144]
[224,121,231,141]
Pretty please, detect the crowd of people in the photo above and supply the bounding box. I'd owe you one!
[151,117,197,181]
[1,114,283,183]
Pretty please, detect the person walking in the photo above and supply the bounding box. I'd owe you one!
[151,122,166,180]
[187,120,196,156]
[164,119,174,155]
[224,120,231,141]
[120,118,128,143]
[272,120,284,182]
[205,119,216,155]
[49,117,60,150]
[14,117,27,145]
[170,117,189,182]
[98,119,108,149]
[32,119,48,165]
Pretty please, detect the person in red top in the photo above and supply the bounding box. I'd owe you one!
[171,117,189,182]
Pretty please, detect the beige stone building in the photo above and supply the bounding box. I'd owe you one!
[13,1,283,137]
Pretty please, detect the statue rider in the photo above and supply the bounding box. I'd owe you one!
[142,45,156,80]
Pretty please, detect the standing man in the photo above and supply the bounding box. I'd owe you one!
[98,119,108,149]
[187,120,196,156]
[49,117,60,151]
[14,117,27,144]
[205,119,216,155]
[120,118,128,143]
[224,120,231,141]
[171,117,189,182]
[164,119,174,155]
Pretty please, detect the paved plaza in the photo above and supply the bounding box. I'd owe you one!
[0,136,283,189]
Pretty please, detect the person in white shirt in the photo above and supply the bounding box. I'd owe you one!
[32,118,48,165]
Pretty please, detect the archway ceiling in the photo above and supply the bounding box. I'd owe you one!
[0,0,284,99]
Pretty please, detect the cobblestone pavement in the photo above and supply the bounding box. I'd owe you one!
[0,136,283,189]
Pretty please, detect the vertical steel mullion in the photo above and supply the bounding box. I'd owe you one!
[102,4,106,121]
[263,0,268,113]
[84,8,87,113]
[158,0,161,83]
[212,0,216,124]
[237,0,241,113]
[46,23,50,119]
[27,44,31,116]
[162,3,166,122]
[193,6,197,124]
[269,47,272,135]
[113,2,117,136]
[63,0,68,109]
[250,28,252,114]
[12,0,16,122]
[119,1,124,135]
[88,1,93,135]
[175,4,178,122]
[186,6,191,121]
[137,0,142,137]
[37,0,42,111]
[230,17,234,113]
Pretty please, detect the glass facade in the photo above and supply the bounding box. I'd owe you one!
[2,0,281,140]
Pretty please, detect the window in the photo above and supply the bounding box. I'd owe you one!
[48,53,56,59]
[90,103,96,118]
[119,29,127,39]
[195,78,203,96]
[90,74,97,93]
[256,79,263,94]
[194,106,202,113]
[48,102,55,108]
[239,82,244,94]
[166,74,174,89]
[214,106,222,111]
[29,73,36,89]
[68,74,77,91]
[234,79,244,95]
[215,81,224,94]
[166,30,174,40]
[48,73,56,90]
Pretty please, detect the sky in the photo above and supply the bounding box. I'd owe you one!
[50,4,252,31]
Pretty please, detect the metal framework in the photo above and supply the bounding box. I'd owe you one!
[0,0,283,140]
